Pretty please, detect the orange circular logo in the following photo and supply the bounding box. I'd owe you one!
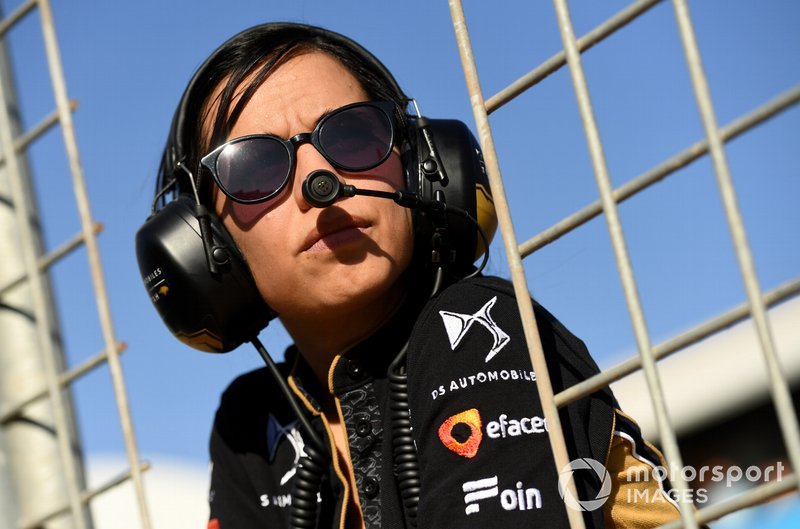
[438,408,483,458]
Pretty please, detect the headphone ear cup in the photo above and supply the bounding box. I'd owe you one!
[407,119,498,272]
[135,196,275,352]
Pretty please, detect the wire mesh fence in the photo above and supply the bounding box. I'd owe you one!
[0,1,797,528]
[448,0,799,527]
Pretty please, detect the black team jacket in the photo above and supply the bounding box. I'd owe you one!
[207,276,682,528]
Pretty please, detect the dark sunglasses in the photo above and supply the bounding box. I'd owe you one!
[200,100,397,204]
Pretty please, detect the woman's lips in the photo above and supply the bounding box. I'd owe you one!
[302,215,371,252]
[307,226,367,252]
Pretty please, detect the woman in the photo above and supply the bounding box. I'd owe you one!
[140,22,684,529]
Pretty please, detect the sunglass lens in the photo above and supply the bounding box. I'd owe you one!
[215,138,291,202]
[319,105,393,170]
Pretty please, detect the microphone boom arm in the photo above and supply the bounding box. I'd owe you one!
[302,169,488,276]
[344,185,445,212]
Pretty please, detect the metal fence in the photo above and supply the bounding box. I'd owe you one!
[0,1,797,528]
[0,1,151,528]
[447,0,799,527]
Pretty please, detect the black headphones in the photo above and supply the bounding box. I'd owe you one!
[135,22,497,353]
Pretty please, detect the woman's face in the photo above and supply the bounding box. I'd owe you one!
[210,52,414,326]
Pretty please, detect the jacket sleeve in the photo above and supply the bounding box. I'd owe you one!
[208,383,263,529]
[602,410,686,529]
[207,368,292,529]
[405,277,613,528]
[208,416,267,528]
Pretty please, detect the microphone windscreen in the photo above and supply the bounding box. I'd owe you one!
[302,169,341,207]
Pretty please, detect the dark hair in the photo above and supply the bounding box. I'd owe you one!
[155,22,410,208]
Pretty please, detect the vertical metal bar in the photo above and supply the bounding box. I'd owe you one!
[549,0,697,527]
[0,34,88,529]
[671,0,800,477]
[35,1,154,527]
[448,2,587,528]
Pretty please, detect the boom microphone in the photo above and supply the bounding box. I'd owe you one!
[302,170,352,207]
[300,169,489,281]
[301,170,441,210]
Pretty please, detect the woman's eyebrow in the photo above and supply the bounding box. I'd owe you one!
[241,108,324,139]
[314,106,339,124]
[256,103,364,138]
[265,107,336,137]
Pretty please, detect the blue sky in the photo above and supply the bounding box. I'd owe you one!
[4,0,798,487]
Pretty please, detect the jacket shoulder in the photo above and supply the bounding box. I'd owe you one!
[213,361,294,453]
[416,275,604,383]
